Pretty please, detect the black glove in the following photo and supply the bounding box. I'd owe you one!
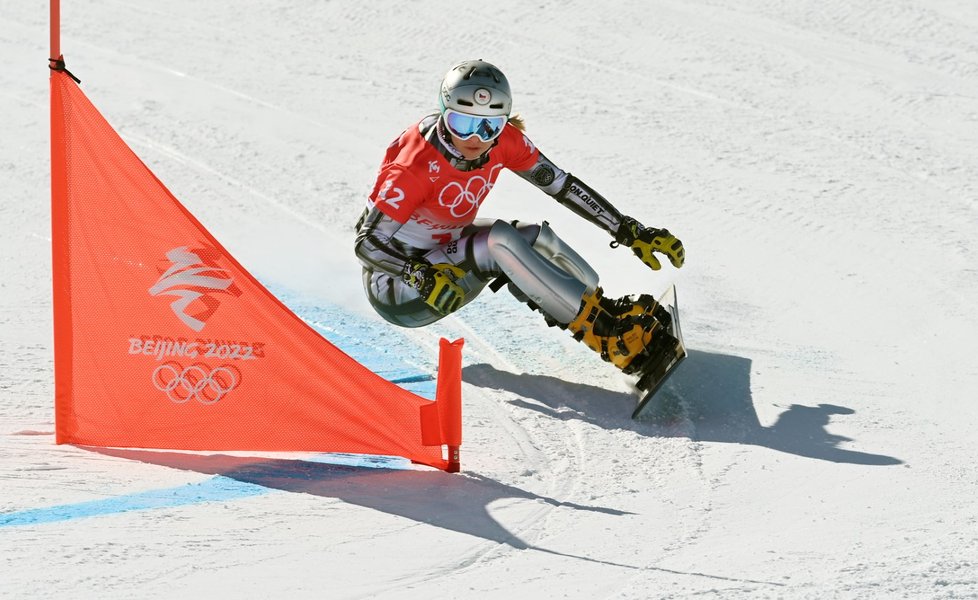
[402,260,467,315]
[613,216,685,270]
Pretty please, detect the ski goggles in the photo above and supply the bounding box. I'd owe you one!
[443,109,508,142]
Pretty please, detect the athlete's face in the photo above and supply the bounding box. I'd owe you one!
[448,131,493,160]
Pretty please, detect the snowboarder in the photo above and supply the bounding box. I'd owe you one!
[355,59,685,377]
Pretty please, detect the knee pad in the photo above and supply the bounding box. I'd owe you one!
[485,220,590,324]
[531,221,599,292]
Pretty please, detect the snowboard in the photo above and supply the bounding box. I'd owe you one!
[631,284,687,419]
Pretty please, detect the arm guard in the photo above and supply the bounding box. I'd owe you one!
[554,175,626,235]
[515,152,625,236]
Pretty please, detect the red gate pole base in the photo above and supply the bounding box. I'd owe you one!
[447,445,460,473]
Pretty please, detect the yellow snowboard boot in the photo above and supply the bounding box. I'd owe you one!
[565,288,678,375]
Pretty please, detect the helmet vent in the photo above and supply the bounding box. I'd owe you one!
[457,99,474,106]
[461,65,502,84]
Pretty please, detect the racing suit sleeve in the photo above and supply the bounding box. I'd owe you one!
[354,206,421,278]
[514,151,626,236]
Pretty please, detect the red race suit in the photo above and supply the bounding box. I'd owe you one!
[368,121,540,249]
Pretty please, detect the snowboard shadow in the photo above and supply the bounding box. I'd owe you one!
[462,350,902,466]
[82,446,634,565]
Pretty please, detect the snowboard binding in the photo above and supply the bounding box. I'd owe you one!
[529,282,687,420]
[564,287,681,378]
[600,292,673,331]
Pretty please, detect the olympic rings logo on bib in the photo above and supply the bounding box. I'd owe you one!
[437,165,502,218]
[152,362,241,405]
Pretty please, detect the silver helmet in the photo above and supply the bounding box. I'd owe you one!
[439,59,512,117]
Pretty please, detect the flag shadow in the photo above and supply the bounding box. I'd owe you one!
[82,446,631,555]
[462,350,902,466]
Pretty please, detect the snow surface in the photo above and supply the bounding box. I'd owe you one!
[3,0,978,597]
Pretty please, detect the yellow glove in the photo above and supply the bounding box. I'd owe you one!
[613,216,685,270]
[403,261,467,315]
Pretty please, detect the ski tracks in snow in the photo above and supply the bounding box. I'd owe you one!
[404,302,750,595]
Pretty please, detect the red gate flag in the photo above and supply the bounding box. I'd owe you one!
[50,69,463,471]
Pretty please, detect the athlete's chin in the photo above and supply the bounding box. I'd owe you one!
[459,147,487,160]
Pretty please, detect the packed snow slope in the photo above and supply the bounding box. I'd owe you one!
[2,1,977,598]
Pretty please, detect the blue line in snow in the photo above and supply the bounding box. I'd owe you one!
[0,476,267,528]
[390,374,436,384]
[0,453,417,528]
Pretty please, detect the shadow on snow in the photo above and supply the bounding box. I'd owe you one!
[462,349,902,466]
[4,447,786,584]
[52,446,638,568]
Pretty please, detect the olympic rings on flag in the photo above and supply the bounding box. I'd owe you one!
[152,362,240,405]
